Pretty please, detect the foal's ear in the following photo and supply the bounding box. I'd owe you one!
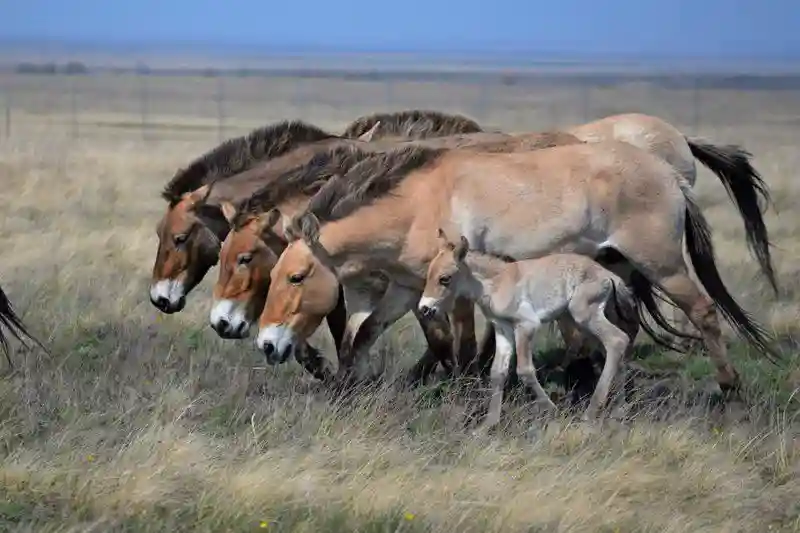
[357,121,381,142]
[454,235,470,261]
[436,227,449,247]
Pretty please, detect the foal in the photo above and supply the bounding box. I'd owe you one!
[418,230,639,429]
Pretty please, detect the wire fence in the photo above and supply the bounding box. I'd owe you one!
[1,66,798,144]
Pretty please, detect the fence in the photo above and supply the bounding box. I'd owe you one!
[1,66,798,144]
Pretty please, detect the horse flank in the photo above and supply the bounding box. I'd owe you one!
[161,120,338,205]
[341,109,483,140]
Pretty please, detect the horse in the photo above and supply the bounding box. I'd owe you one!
[253,141,778,395]
[419,229,641,427]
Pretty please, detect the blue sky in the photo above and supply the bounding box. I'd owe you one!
[4,0,799,58]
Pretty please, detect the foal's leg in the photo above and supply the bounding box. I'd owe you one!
[514,322,557,410]
[338,282,386,366]
[569,281,630,421]
[324,284,349,354]
[477,321,515,432]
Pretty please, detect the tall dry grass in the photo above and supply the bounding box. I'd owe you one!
[0,74,798,532]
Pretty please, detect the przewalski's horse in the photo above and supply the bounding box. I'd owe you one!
[419,230,640,427]
[0,283,49,368]
[255,142,778,395]
[206,131,592,382]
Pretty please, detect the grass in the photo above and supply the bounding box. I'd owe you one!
[0,71,799,532]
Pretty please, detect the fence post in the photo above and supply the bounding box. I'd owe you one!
[3,88,9,139]
[692,76,701,133]
[70,75,78,138]
[215,74,225,142]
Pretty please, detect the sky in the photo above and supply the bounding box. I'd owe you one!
[3,0,800,59]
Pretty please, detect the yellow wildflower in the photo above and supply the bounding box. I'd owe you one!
[404,512,415,521]
[259,520,269,529]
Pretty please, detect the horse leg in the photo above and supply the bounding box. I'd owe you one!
[655,271,739,390]
[514,321,557,411]
[476,320,515,433]
[405,310,457,386]
[324,284,349,354]
[569,281,631,420]
[337,282,423,383]
[450,296,478,375]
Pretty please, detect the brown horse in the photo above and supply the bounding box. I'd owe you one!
[255,142,777,394]
[0,283,49,367]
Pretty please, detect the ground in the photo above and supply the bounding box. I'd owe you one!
[0,70,799,532]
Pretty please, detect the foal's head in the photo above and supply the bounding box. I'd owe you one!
[418,228,471,319]
[150,184,229,313]
[209,206,284,339]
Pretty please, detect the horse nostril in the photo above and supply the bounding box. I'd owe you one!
[215,318,230,334]
[420,305,433,318]
[153,296,169,310]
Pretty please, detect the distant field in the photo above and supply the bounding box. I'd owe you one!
[0,70,799,532]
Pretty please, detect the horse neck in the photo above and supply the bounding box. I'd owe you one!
[316,200,416,279]
[461,251,512,312]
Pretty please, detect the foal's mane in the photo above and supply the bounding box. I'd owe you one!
[161,120,338,205]
[304,144,447,222]
[341,109,483,141]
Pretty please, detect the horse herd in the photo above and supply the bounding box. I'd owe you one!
[0,109,783,426]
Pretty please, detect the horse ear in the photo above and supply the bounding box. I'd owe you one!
[184,184,211,205]
[219,201,237,224]
[299,213,322,243]
[254,208,282,238]
[436,228,449,247]
[357,121,381,142]
[284,215,304,242]
[454,235,470,261]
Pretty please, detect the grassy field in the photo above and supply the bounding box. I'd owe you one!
[0,71,799,532]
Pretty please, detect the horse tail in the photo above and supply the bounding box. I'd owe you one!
[0,283,49,368]
[683,193,781,363]
[686,137,777,294]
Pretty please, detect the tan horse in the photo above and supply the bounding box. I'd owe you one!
[419,230,640,427]
[256,142,778,394]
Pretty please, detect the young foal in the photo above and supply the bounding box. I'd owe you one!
[418,230,639,428]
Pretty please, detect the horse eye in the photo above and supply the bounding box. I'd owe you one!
[288,273,306,284]
[174,234,188,246]
[438,275,451,286]
[237,253,253,266]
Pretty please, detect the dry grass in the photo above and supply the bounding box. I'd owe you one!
[0,71,799,532]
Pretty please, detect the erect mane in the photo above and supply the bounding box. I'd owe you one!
[161,120,338,205]
[341,109,483,141]
[304,144,447,223]
[231,143,376,229]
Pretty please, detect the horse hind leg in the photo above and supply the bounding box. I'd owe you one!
[568,280,631,420]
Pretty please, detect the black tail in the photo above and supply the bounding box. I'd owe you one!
[626,271,701,353]
[683,196,781,363]
[0,284,49,367]
[687,138,777,294]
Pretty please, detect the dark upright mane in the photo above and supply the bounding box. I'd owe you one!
[161,120,338,205]
[231,143,374,229]
[304,144,447,222]
[341,109,483,141]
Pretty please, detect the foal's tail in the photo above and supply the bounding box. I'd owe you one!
[683,195,781,363]
[0,283,49,367]
[686,137,777,294]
